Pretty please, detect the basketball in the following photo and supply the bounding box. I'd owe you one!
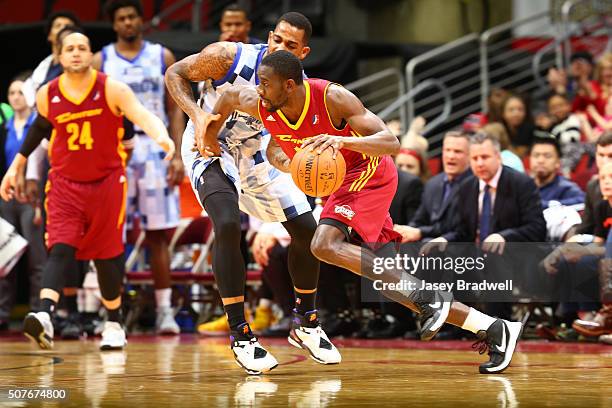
[290,148,346,197]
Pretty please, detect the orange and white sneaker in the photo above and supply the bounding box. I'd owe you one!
[288,310,341,365]
[231,323,278,375]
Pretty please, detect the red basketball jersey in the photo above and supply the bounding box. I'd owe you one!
[47,70,126,182]
[258,79,378,190]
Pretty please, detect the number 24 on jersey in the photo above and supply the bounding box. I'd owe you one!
[66,121,94,151]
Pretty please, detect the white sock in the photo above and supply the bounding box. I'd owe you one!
[258,298,272,309]
[155,288,172,310]
[461,308,497,334]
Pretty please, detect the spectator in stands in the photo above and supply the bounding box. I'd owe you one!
[0,76,46,331]
[573,52,612,119]
[22,11,81,108]
[395,148,429,182]
[567,132,612,241]
[541,93,592,177]
[501,93,535,157]
[529,135,584,209]
[580,95,612,141]
[547,51,594,101]
[462,88,509,133]
[570,161,612,339]
[218,3,262,44]
[481,123,525,172]
[395,131,471,243]
[434,132,546,319]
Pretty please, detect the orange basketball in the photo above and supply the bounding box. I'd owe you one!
[290,148,346,197]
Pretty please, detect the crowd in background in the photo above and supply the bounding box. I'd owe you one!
[0,3,611,346]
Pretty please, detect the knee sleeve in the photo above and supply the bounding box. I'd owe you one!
[95,253,125,301]
[41,244,76,294]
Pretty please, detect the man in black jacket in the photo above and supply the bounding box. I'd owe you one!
[395,131,471,242]
[431,132,546,319]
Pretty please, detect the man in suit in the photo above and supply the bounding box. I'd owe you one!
[395,131,471,242]
[431,132,546,319]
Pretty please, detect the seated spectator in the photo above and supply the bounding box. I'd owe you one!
[571,162,612,339]
[501,93,536,157]
[394,148,430,183]
[573,52,612,119]
[529,135,585,209]
[462,87,509,133]
[581,96,612,142]
[395,131,471,242]
[218,3,263,44]
[0,76,46,330]
[547,51,594,100]
[566,132,612,241]
[481,123,525,172]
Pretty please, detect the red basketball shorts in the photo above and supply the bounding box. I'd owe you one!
[45,167,127,260]
[320,155,401,244]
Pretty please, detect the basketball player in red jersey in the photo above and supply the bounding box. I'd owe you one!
[0,31,174,351]
[201,50,523,374]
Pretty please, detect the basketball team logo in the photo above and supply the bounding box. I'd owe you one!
[334,204,355,220]
[312,114,319,125]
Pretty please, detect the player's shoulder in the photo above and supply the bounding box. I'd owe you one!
[322,81,355,106]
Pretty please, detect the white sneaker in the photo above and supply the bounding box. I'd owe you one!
[100,322,127,351]
[156,307,180,335]
[23,312,54,349]
[288,310,341,365]
[231,323,278,375]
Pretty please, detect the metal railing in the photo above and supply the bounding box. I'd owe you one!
[344,68,408,132]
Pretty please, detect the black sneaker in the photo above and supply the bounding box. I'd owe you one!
[415,291,453,341]
[60,313,82,340]
[472,319,523,374]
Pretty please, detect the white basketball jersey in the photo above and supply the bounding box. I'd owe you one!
[102,41,168,129]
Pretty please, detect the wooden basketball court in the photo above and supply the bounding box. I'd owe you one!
[0,335,610,407]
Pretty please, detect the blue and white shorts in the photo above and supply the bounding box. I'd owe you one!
[181,119,310,223]
[127,135,180,231]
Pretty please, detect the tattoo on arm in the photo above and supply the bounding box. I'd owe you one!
[165,42,236,121]
[266,137,291,172]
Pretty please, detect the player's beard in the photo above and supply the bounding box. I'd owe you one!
[64,64,89,74]
[264,95,288,112]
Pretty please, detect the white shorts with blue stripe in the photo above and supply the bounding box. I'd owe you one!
[127,135,180,231]
[181,119,311,223]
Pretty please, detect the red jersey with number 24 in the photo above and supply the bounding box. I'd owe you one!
[46,70,126,182]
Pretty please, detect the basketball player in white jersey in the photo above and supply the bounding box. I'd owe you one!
[165,12,341,374]
[92,0,185,335]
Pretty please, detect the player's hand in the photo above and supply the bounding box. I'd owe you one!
[193,111,222,157]
[166,158,185,187]
[25,180,40,206]
[394,224,422,243]
[541,247,562,274]
[0,156,27,202]
[251,233,278,267]
[302,134,344,158]
[419,237,448,256]
[156,137,176,161]
[481,233,506,255]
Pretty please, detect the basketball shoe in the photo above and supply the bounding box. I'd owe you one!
[23,312,54,349]
[288,310,341,365]
[100,322,127,351]
[231,323,278,375]
[415,290,453,341]
[472,319,523,374]
[156,307,180,335]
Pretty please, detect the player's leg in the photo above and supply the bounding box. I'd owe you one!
[134,146,181,335]
[282,213,341,364]
[311,222,522,374]
[198,160,277,374]
[59,260,87,340]
[94,254,127,350]
[23,243,76,349]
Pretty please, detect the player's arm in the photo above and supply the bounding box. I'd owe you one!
[1,86,50,201]
[92,51,103,71]
[199,85,259,156]
[302,84,400,157]
[163,47,186,186]
[164,42,238,122]
[266,137,291,173]
[106,78,175,160]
